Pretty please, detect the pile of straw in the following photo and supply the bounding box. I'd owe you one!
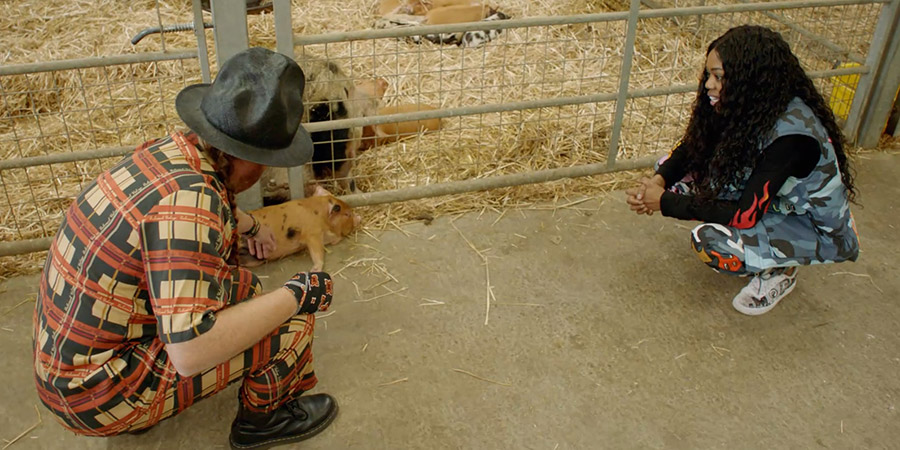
[0,0,881,279]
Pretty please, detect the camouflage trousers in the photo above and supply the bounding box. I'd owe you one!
[689,212,856,275]
[655,156,841,276]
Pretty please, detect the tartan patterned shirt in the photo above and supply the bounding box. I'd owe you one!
[33,131,254,430]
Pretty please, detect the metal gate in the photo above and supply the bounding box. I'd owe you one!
[1,0,897,266]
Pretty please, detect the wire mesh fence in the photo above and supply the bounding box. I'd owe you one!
[0,58,204,243]
[290,18,628,195]
[0,0,893,277]
[290,0,885,204]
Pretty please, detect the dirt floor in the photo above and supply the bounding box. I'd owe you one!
[1,152,898,450]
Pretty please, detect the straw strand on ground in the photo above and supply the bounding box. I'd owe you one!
[452,368,512,387]
[354,286,408,303]
[1,405,41,450]
[378,377,408,387]
[332,257,383,277]
[830,271,883,293]
[1,296,34,317]
[451,221,494,325]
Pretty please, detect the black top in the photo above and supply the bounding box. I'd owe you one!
[656,134,820,229]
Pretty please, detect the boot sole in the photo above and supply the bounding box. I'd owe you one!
[229,402,339,450]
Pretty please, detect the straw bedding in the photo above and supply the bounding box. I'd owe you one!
[0,0,880,279]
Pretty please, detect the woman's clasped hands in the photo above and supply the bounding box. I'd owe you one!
[625,174,665,216]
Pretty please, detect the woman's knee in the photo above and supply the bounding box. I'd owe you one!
[690,223,747,274]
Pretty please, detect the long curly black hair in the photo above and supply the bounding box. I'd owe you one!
[680,25,857,203]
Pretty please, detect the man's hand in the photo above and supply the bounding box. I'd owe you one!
[247,224,276,260]
[283,272,334,315]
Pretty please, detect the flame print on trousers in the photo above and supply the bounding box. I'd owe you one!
[729,181,771,229]
[709,250,743,272]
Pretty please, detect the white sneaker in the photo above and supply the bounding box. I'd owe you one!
[732,267,798,316]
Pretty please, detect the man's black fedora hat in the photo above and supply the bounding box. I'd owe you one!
[176,47,313,167]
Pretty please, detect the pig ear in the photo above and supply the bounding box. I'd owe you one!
[313,185,330,197]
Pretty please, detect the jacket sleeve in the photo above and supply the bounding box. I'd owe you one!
[655,141,689,189]
[660,134,820,228]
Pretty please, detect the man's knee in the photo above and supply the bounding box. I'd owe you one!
[230,267,263,304]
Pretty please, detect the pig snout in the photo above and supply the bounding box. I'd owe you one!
[335,209,361,236]
[352,78,388,103]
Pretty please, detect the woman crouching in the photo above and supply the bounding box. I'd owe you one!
[626,25,859,315]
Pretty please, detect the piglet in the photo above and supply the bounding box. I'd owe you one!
[349,77,389,119]
[309,77,388,194]
[378,0,430,16]
[424,4,491,24]
[360,104,442,150]
[430,0,488,8]
[239,186,361,271]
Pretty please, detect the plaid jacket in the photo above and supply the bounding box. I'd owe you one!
[33,131,257,433]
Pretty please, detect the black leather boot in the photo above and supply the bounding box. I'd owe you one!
[229,394,338,449]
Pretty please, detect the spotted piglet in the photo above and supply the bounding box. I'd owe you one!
[239,186,361,271]
[460,10,509,47]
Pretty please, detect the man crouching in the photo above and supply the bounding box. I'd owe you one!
[33,47,337,449]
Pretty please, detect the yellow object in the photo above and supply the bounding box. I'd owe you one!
[829,62,861,121]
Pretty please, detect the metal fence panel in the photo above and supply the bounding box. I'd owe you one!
[0,0,893,262]
[286,0,884,205]
[1,58,203,242]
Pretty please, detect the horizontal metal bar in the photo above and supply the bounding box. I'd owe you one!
[0,50,199,76]
[0,65,869,172]
[807,65,870,78]
[643,0,869,65]
[306,65,869,132]
[0,155,659,257]
[0,146,132,170]
[303,91,620,132]
[340,154,661,208]
[294,0,885,45]
[638,0,689,27]
[736,0,866,64]
[638,0,887,19]
[0,237,52,258]
[295,13,629,45]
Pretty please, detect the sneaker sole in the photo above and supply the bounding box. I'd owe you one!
[732,279,797,316]
[229,402,340,450]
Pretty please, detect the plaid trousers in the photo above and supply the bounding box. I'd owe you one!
[33,133,318,436]
[36,268,319,436]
